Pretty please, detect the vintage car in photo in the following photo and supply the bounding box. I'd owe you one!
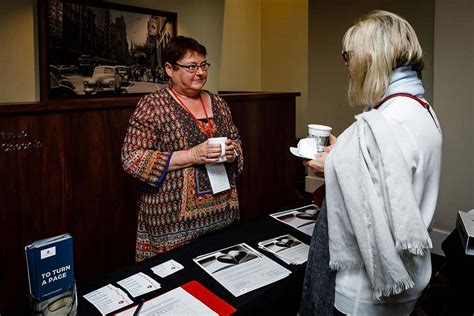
[49,72,77,97]
[50,65,75,90]
[83,65,122,95]
[114,65,130,86]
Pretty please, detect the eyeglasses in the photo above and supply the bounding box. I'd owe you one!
[174,62,211,73]
[341,50,352,63]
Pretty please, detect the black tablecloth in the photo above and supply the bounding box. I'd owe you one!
[440,228,474,315]
[77,201,314,315]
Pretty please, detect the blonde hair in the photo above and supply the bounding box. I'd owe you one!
[343,10,424,107]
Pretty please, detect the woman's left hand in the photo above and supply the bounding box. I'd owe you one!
[224,139,237,162]
[303,152,328,173]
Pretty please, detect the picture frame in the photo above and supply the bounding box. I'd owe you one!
[38,0,177,102]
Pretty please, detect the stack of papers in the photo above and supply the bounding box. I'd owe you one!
[258,234,309,265]
[269,204,320,236]
[193,243,291,297]
[83,272,161,314]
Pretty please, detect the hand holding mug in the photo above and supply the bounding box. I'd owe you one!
[224,138,237,162]
[208,137,228,163]
[189,140,222,164]
[302,132,336,173]
[189,137,237,165]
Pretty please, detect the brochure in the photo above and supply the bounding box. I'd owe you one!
[117,272,161,298]
[193,243,291,297]
[151,259,184,278]
[25,233,77,315]
[258,234,309,265]
[83,284,133,315]
[269,204,320,236]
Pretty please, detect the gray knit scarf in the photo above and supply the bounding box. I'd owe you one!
[325,108,432,299]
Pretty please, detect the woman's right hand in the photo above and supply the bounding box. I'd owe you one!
[188,140,222,165]
[302,133,337,174]
[324,133,337,153]
[303,152,328,173]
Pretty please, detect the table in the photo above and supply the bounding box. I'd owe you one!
[440,228,474,315]
[77,202,314,315]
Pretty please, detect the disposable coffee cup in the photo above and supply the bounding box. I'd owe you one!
[308,124,332,153]
[208,137,227,162]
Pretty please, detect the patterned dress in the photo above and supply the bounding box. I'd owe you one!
[121,89,243,261]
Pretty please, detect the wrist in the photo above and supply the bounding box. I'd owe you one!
[187,148,196,165]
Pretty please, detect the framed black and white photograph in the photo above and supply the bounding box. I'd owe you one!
[38,0,177,100]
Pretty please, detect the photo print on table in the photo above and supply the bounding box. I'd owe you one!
[196,244,259,274]
[270,204,320,236]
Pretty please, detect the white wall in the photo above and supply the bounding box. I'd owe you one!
[0,1,37,103]
[220,0,261,91]
[433,0,473,232]
[261,0,308,137]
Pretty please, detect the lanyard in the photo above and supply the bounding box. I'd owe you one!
[375,93,439,129]
[169,88,214,138]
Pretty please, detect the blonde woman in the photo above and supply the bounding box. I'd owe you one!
[300,10,442,315]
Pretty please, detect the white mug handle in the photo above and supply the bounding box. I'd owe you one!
[219,143,226,158]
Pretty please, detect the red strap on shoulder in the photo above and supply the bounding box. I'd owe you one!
[376,93,429,109]
[375,93,438,129]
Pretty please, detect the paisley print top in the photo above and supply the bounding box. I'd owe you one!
[121,89,243,262]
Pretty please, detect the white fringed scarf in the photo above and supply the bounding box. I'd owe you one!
[325,108,432,299]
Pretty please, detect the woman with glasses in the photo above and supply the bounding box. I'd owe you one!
[300,11,442,315]
[121,36,243,261]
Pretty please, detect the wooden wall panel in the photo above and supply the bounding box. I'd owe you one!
[0,108,138,314]
[0,92,299,314]
[224,93,298,221]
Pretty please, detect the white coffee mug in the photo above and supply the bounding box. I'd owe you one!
[208,137,227,162]
[308,124,332,153]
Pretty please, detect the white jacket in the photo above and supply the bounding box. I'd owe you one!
[333,67,442,315]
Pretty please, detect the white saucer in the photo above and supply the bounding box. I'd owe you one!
[289,147,316,160]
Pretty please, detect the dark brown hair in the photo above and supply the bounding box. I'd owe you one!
[162,36,207,66]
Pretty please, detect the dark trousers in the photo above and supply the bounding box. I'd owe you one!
[299,199,337,315]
